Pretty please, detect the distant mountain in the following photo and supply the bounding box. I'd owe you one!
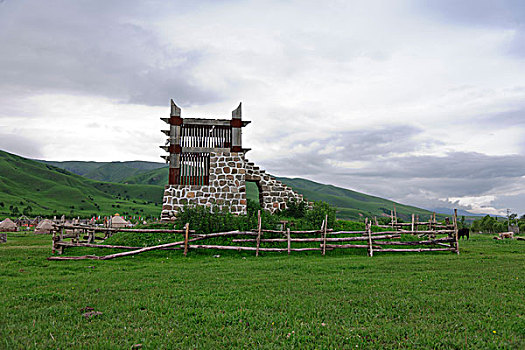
[39,160,167,183]
[430,207,491,217]
[1,151,163,218]
[6,151,464,221]
[276,177,438,221]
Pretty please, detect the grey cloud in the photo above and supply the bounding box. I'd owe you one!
[0,1,220,107]
[418,0,525,27]
[0,133,43,158]
[418,0,525,57]
[478,107,525,126]
[493,188,525,213]
[259,126,525,213]
[329,127,443,161]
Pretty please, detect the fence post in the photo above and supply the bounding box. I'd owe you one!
[393,204,397,225]
[411,214,415,234]
[183,223,189,257]
[453,209,459,255]
[390,210,394,229]
[322,214,328,256]
[256,210,262,257]
[52,228,56,254]
[287,228,291,255]
[367,218,373,257]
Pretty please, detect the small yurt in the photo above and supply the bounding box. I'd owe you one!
[35,219,55,234]
[16,215,31,227]
[111,214,131,228]
[0,218,18,232]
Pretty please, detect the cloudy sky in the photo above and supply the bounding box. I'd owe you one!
[1,0,524,215]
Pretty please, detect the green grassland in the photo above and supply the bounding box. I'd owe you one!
[0,151,163,218]
[0,233,523,349]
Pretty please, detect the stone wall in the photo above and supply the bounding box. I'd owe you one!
[244,161,308,212]
[161,152,247,221]
[161,152,308,220]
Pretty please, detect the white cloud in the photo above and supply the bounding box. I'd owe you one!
[0,0,524,214]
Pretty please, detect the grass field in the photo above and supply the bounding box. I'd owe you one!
[0,233,523,349]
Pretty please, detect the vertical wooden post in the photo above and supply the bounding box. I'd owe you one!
[322,214,328,256]
[256,210,262,257]
[374,216,378,226]
[453,209,459,255]
[390,210,394,229]
[411,214,415,234]
[183,223,189,257]
[319,219,325,255]
[366,218,373,257]
[393,204,397,225]
[52,229,56,254]
[287,228,291,255]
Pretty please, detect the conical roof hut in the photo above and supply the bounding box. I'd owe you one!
[0,218,18,232]
[111,214,130,228]
[35,219,55,234]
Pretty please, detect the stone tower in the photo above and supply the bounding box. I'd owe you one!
[160,100,308,221]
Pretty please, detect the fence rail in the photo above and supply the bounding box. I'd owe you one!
[48,209,460,260]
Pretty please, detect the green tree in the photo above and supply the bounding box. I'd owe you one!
[23,205,32,216]
[9,205,20,216]
[280,198,308,218]
[305,201,336,229]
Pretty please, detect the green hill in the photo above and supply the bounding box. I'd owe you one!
[0,151,163,218]
[123,167,168,185]
[5,151,445,221]
[39,160,167,183]
[276,177,436,221]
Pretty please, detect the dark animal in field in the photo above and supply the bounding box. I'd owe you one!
[458,228,469,240]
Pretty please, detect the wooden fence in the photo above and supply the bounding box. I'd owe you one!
[48,210,459,261]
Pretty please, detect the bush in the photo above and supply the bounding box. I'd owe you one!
[305,201,336,229]
[278,198,308,218]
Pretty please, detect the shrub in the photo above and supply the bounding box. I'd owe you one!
[279,198,308,218]
[305,201,336,228]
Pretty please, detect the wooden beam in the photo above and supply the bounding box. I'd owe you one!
[287,228,291,255]
[256,210,262,257]
[183,223,189,257]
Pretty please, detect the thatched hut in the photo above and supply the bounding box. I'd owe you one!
[111,214,131,228]
[35,219,55,234]
[0,218,18,232]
